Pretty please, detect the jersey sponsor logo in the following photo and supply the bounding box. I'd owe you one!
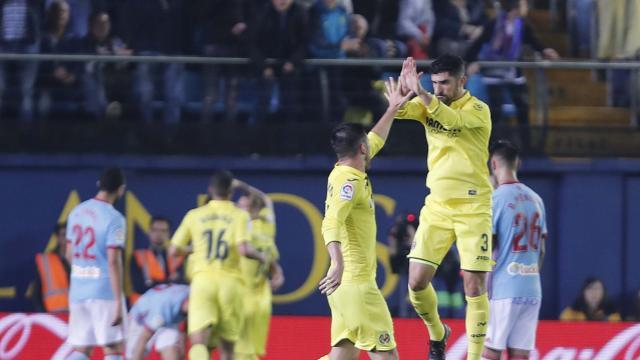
[476,255,490,261]
[507,262,539,276]
[339,183,354,201]
[71,264,101,279]
[425,118,462,138]
[378,332,391,345]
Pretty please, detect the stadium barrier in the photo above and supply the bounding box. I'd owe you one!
[0,312,639,360]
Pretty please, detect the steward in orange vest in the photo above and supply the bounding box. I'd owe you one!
[130,216,185,304]
[32,222,70,313]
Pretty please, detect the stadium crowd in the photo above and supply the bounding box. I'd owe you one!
[0,0,561,127]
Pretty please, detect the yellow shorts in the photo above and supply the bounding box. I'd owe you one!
[328,280,396,352]
[235,283,272,358]
[188,272,245,342]
[408,196,493,272]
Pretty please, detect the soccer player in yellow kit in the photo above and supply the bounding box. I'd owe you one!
[318,78,411,360]
[234,179,285,360]
[397,55,493,360]
[169,171,267,360]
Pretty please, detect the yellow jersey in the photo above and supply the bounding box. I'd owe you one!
[395,91,493,202]
[240,207,279,289]
[171,200,251,279]
[321,132,385,282]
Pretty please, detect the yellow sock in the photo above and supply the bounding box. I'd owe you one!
[188,344,209,360]
[465,293,489,360]
[409,283,445,340]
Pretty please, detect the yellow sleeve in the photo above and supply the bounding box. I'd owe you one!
[321,175,356,245]
[235,211,252,246]
[559,307,585,321]
[170,212,192,249]
[424,95,491,129]
[367,131,385,159]
[394,96,428,124]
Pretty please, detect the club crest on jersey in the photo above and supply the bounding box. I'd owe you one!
[379,332,391,345]
[340,183,354,200]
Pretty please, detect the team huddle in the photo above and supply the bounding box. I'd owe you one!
[64,169,282,360]
[62,54,547,360]
[319,55,547,360]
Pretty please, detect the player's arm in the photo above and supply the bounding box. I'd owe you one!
[269,261,285,291]
[319,177,355,295]
[319,242,343,295]
[107,216,126,326]
[402,57,490,129]
[107,248,124,326]
[169,212,192,258]
[236,212,267,263]
[129,327,154,360]
[370,77,414,142]
[232,179,275,216]
[539,234,546,271]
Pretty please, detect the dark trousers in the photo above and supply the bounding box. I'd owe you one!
[487,82,531,150]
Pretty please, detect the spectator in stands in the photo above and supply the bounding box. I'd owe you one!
[0,0,41,121]
[130,216,185,304]
[37,0,74,118]
[308,0,353,121]
[124,0,185,124]
[45,0,92,38]
[465,0,559,151]
[397,0,435,59]
[433,0,487,57]
[30,222,69,313]
[353,0,394,39]
[250,0,308,123]
[342,14,404,122]
[191,0,247,122]
[389,212,418,317]
[62,11,132,119]
[560,277,621,321]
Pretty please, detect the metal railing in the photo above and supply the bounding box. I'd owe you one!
[0,53,638,127]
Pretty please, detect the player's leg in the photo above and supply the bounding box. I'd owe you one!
[483,298,514,360]
[217,277,246,360]
[67,301,96,360]
[154,327,183,360]
[329,339,360,360]
[506,349,531,359]
[188,274,218,360]
[505,297,542,360]
[407,204,455,345]
[91,298,126,360]
[368,348,399,360]
[455,210,493,360]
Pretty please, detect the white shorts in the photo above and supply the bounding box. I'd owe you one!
[125,316,182,359]
[485,297,541,351]
[68,299,126,347]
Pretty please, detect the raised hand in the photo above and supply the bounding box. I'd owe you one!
[402,57,425,96]
[384,76,414,112]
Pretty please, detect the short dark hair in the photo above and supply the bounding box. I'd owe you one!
[490,139,520,167]
[330,123,367,158]
[429,54,466,77]
[98,167,125,192]
[210,170,234,198]
[150,216,171,228]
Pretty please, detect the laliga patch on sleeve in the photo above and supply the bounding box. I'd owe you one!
[340,183,355,201]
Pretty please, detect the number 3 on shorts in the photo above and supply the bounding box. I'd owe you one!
[480,233,489,252]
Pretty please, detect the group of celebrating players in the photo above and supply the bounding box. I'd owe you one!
[61,53,547,360]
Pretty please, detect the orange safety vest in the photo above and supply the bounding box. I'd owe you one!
[130,249,184,304]
[35,253,69,313]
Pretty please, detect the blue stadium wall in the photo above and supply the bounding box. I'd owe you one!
[1,155,639,319]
